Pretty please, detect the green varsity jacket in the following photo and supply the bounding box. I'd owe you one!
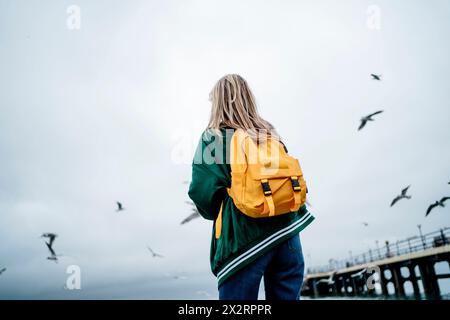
[188,128,315,287]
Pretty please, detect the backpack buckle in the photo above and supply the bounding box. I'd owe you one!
[291,176,301,191]
[261,179,272,196]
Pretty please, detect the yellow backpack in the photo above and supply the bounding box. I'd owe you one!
[215,129,307,238]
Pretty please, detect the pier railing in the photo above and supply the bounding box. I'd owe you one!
[307,227,450,274]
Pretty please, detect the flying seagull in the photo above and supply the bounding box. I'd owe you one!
[147,246,164,258]
[426,197,450,217]
[316,272,336,285]
[41,233,57,247]
[371,74,381,81]
[41,233,60,262]
[390,185,412,207]
[350,268,367,279]
[0,267,6,275]
[116,201,125,212]
[362,222,369,227]
[41,232,59,262]
[358,110,384,131]
[181,201,200,225]
[181,211,200,225]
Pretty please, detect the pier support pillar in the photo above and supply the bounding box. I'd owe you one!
[379,268,389,296]
[344,277,352,295]
[331,279,338,295]
[418,261,440,298]
[392,265,405,296]
[408,264,421,297]
[339,277,346,295]
[311,279,319,297]
[351,277,357,295]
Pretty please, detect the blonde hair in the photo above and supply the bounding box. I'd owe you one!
[207,74,278,142]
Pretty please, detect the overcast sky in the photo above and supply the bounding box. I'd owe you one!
[0,0,449,299]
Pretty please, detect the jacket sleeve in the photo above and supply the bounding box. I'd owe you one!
[188,131,230,221]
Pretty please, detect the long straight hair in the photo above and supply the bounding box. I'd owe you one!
[207,74,278,143]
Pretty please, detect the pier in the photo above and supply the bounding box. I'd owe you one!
[302,227,450,299]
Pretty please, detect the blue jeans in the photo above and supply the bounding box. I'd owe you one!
[218,234,304,300]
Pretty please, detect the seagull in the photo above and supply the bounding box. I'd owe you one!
[41,233,60,262]
[350,268,367,279]
[358,110,384,131]
[181,211,200,225]
[147,246,164,258]
[0,267,6,275]
[316,272,336,285]
[426,197,450,217]
[362,222,369,227]
[41,233,57,247]
[181,201,200,225]
[390,185,412,207]
[371,74,382,81]
[116,201,125,212]
[182,180,190,185]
